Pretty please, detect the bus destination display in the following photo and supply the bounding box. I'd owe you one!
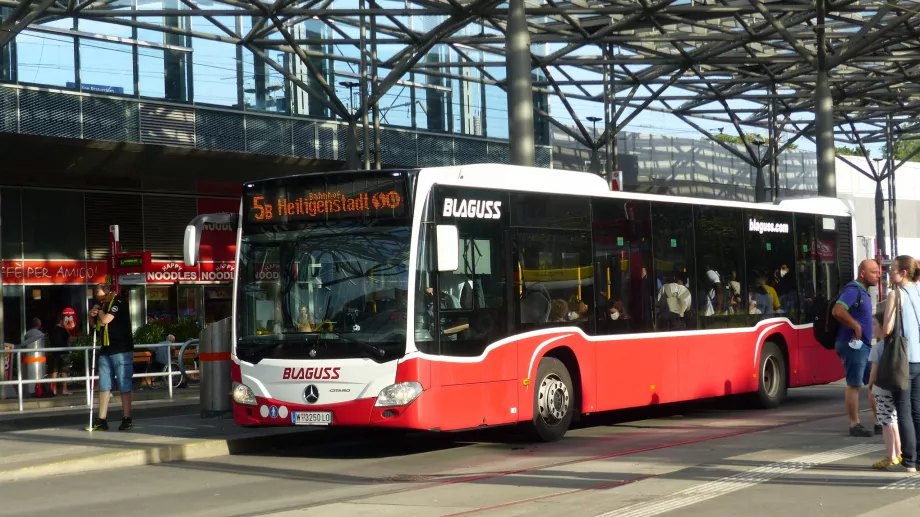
[246,182,405,223]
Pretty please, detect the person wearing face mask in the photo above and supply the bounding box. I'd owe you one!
[776,264,797,315]
[607,299,625,321]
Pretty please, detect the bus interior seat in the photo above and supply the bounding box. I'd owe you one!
[520,286,551,323]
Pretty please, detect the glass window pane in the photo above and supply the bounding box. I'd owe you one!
[22,189,85,259]
[592,199,653,334]
[651,202,695,330]
[694,206,747,329]
[515,230,593,333]
[196,40,238,106]
[794,214,818,324]
[78,39,134,95]
[2,187,22,259]
[138,47,166,99]
[744,209,796,324]
[178,285,202,323]
[16,33,75,87]
[146,286,172,324]
[511,193,589,229]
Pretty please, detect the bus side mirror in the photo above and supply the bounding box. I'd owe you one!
[184,212,240,267]
[436,225,459,272]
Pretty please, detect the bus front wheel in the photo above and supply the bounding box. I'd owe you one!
[752,341,787,409]
[527,357,574,442]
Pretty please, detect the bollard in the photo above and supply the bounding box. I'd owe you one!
[22,335,47,397]
[199,317,232,418]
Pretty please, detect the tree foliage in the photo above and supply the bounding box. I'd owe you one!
[883,139,920,162]
[835,146,864,157]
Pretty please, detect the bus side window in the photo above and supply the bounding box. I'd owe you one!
[693,206,746,329]
[650,202,696,331]
[437,232,507,357]
[592,199,653,335]
[513,230,593,332]
[794,214,818,325]
[744,209,796,325]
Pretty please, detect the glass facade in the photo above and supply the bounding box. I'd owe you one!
[0,8,550,142]
[0,186,237,345]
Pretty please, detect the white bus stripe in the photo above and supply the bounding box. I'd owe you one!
[593,443,883,517]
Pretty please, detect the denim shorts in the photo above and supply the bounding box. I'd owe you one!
[97,351,134,393]
[835,339,871,387]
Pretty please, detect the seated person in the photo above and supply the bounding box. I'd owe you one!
[607,299,626,320]
[567,299,590,321]
[549,299,569,322]
[296,305,315,332]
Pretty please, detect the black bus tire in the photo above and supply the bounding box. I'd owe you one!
[752,341,787,409]
[527,357,575,442]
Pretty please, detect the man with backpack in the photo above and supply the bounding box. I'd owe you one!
[831,259,881,437]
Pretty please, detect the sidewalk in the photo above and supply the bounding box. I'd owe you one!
[0,387,200,431]
[0,412,323,484]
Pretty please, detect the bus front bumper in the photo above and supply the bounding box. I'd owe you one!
[232,394,427,429]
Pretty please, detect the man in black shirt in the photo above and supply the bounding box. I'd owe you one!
[88,284,135,431]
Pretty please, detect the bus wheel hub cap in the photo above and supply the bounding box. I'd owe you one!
[539,374,569,423]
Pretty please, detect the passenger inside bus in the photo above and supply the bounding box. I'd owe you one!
[657,271,692,330]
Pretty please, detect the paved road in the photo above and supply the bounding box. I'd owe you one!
[1,384,916,517]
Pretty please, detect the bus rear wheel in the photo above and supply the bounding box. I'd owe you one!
[527,357,574,442]
[752,341,787,409]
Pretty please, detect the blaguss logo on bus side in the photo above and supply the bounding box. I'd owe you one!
[442,198,502,219]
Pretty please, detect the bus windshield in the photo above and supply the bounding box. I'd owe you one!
[236,221,410,363]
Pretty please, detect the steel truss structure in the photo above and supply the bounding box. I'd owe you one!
[1,0,920,205]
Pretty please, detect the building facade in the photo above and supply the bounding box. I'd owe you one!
[1,186,238,344]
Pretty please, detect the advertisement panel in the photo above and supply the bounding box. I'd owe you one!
[198,198,240,263]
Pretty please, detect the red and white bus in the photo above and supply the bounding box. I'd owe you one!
[184,164,852,441]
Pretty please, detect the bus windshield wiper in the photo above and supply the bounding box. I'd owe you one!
[323,333,386,358]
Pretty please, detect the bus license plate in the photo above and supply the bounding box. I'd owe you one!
[292,411,332,426]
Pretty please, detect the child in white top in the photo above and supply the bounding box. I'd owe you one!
[868,312,902,469]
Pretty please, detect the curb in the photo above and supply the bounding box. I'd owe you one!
[0,426,380,484]
[0,427,320,483]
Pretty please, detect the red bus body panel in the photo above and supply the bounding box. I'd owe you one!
[231,319,843,431]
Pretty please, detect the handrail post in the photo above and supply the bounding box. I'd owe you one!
[167,343,173,400]
[84,349,91,407]
[16,352,22,412]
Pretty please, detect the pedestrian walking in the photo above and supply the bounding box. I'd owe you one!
[882,256,920,473]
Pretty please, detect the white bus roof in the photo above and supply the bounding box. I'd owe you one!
[416,163,852,218]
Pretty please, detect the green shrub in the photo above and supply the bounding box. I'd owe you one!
[133,317,203,345]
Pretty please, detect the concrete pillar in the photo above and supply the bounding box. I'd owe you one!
[815,0,835,197]
[505,0,534,167]
[875,180,886,257]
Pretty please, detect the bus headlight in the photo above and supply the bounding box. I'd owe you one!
[374,382,423,407]
[232,382,257,406]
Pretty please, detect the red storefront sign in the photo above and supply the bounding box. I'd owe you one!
[1,260,235,285]
[199,261,235,282]
[198,198,239,263]
[146,261,235,284]
[1,260,109,285]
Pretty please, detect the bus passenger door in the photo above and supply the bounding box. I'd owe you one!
[592,199,674,410]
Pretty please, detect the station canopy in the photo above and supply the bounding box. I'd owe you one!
[3,0,920,161]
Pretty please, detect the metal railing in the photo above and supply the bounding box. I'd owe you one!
[0,335,200,412]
